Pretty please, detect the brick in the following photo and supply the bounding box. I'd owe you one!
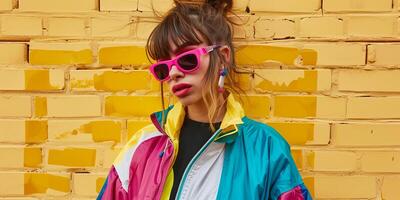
[0,147,40,169]
[309,176,376,198]
[303,43,366,66]
[0,147,24,168]
[0,68,64,91]
[299,17,344,38]
[338,70,400,92]
[235,45,318,66]
[229,15,256,39]
[47,147,97,167]
[382,176,400,200]
[19,0,98,12]
[48,119,122,143]
[307,151,357,171]
[0,172,70,195]
[368,44,400,66]
[127,120,151,140]
[91,16,131,37]
[254,18,295,39]
[333,123,400,146]
[47,18,86,37]
[392,0,400,10]
[35,95,101,117]
[323,0,392,12]
[29,41,93,65]
[0,119,47,144]
[360,152,400,172]
[98,42,152,66]
[266,121,330,145]
[237,95,271,118]
[0,120,24,143]
[72,173,106,196]
[70,70,151,91]
[291,149,303,169]
[0,0,14,11]
[233,73,252,91]
[0,69,24,90]
[274,95,346,119]
[254,69,331,93]
[150,77,164,91]
[0,96,31,117]
[347,97,400,119]
[105,95,162,117]
[0,172,24,195]
[24,147,42,168]
[24,173,70,195]
[137,0,174,12]
[136,20,158,40]
[399,0,400,11]
[100,0,137,11]
[0,43,27,64]
[25,120,48,144]
[248,0,321,13]
[26,69,65,91]
[347,16,396,38]
[0,15,42,36]
[103,147,121,168]
[34,96,46,117]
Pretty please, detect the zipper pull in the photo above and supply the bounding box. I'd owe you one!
[159,140,170,158]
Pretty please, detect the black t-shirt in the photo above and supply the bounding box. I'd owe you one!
[169,116,222,200]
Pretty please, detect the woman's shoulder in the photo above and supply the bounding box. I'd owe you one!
[113,123,162,164]
[240,117,290,149]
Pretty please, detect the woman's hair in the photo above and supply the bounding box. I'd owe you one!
[146,0,246,132]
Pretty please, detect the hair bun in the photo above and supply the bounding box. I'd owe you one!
[206,0,233,14]
[174,0,233,14]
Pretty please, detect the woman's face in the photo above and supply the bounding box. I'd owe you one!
[166,42,211,106]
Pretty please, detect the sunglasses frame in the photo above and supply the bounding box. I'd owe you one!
[149,45,220,82]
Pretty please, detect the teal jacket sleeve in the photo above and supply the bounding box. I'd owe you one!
[267,128,313,200]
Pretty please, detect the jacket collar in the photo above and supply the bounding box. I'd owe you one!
[150,93,245,143]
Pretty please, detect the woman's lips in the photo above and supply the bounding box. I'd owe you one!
[172,83,192,97]
[174,87,192,97]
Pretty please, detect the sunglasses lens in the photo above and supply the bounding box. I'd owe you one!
[177,54,198,71]
[154,64,169,80]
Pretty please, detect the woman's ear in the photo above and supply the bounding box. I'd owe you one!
[218,45,231,65]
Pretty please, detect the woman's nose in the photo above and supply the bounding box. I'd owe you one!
[169,65,184,81]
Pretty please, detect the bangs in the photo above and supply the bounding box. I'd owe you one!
[146,11,209,61]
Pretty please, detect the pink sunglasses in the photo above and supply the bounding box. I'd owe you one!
[149,45,220,82]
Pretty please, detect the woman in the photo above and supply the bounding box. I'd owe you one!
[97,0,312,199]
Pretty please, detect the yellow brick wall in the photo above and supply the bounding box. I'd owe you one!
[0,0,399,199]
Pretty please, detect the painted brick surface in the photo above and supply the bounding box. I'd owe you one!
[0,43,27,64]
[29,41,93,65]
[0,0,398,199]
[0,15,42,36]
[35,95,101,117]
[19,0,98,12]
[323,0,393,12]
[0,0,14,11]
[47,18,86,37]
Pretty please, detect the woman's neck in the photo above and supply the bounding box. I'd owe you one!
[185,97,226,123]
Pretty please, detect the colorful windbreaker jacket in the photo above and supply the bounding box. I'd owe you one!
[97,94,313,200]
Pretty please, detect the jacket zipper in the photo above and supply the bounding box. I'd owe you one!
[154,137,174,199]
[174,128,223,200]
[151,114,180,199]
[150,113,234,199]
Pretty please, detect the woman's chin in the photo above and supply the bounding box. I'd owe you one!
[176,94,201,107]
